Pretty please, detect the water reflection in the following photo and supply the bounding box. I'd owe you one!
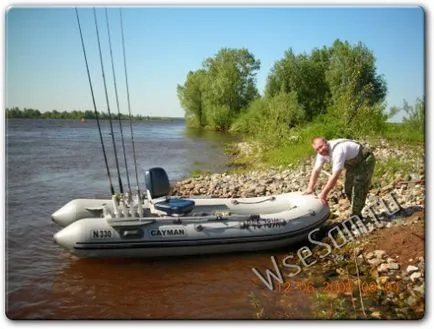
[49,252,278,319]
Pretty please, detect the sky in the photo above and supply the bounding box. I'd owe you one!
[4,3,426,121]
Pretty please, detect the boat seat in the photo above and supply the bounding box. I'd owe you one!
[145,167,195,216]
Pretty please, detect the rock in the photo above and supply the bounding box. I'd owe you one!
[368,258,384,266]
[254,185,266,195]
[377,263,390,273]
[376,222,386,229]
[413,283,424,294]
[370,311,382,319]
[410,272,422,282]
[406,296,418,307]
[373,250,386,259]
[366,223,376,233]
[334,255,344,262]
[406,265,419,274]
[335,267,345,275]
[388,263,400,271]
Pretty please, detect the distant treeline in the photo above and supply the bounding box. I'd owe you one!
[5,107,181,121]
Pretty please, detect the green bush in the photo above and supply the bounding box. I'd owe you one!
[230,91,305,147]
[207,104,233,132]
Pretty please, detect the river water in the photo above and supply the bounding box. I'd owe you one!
[5,118,301,319]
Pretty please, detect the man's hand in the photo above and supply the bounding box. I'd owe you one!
[317,191,328,206]
[303,187,314,195]
[315,169,341,206]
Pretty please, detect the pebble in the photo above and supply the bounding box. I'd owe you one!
[410,272,422,282]
[374,250,386,259]
[377,263,390,273]
[368,258,384,266]
[388,263,400,270]
[370,311,381,319]
[406,265,419,274]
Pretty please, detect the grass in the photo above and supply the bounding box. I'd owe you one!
[380,122,424,145]
[312,292,354,319]
[373,157,422,186]
[225,120,424,176]
[191,168,212,177]
[261,142,313,168]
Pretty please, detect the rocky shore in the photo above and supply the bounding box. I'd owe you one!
[171,139,424,222]
[170,138,425,319]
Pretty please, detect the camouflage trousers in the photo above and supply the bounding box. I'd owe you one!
[344,147,376,217]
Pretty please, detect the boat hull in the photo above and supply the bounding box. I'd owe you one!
[53,193,330,258]
[62,228,326,258]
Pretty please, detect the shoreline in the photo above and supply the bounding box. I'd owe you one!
[170,138,425,319]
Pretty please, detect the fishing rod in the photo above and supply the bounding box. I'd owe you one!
[120,9,142,200]
[104,8,132,195]
[92,7,124,194]
[75,8,115,196]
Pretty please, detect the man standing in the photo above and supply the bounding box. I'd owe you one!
[304,137,376,218]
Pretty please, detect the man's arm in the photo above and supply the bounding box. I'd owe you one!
[305,167,321,194]
[317,169,343,204]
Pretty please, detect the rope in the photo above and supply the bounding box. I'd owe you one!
[231,196,276,205]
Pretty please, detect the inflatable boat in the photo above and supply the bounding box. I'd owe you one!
[52,167,330,258]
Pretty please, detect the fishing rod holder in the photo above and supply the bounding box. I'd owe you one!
[103,191,145,219]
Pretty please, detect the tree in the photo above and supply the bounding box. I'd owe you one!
[265,47,330,121]
[203,48,260,113]
[84,110,95,119]
[390,98,424,133]
[325,39,387,126]
[177,69,207,128]
[5,107,158,121]
[6,107,22,118]
[177,48,260,131]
